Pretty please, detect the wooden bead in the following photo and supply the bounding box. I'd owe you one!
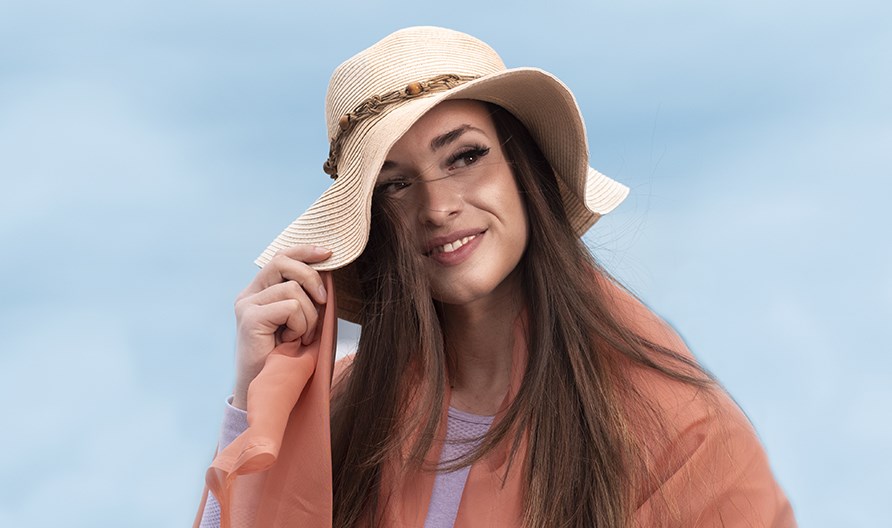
[405,81,423,96]
[338,114,351,131]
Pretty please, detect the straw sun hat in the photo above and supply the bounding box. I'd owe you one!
[255,26,629,323]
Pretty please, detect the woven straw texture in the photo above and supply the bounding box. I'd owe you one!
[254,27,629,323]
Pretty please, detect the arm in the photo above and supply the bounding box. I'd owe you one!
[195,353,353,528]
[194,245,332,528]
[197,399,249,528]
[630,382,796,527]
[597,275,796,526]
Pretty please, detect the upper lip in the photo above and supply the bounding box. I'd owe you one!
[423,228,485,255]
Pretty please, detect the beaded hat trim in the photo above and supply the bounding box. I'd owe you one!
[322,73,479,179]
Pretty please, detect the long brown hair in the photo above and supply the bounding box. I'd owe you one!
[330,102,714,527]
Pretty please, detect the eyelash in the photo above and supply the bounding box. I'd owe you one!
[375,145,492,195]
[375,179,410,195]
[447,145,491,168]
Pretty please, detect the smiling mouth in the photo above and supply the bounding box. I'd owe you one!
[429,234,478,255]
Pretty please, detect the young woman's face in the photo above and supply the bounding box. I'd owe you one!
[376,99,529,308]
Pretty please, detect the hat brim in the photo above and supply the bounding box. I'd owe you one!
[255,68,629,323]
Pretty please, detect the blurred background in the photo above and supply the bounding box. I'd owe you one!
[1,0,889,526]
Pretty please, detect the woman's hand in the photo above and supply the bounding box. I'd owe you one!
[231,245,332,410]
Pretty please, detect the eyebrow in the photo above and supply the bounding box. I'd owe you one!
[429,124,483,151]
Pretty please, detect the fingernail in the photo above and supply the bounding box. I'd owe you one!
[314,246,331,254]
[318,284,328,302]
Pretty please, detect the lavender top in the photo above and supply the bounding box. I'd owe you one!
[423,406,494,527]
[199,398,493,528]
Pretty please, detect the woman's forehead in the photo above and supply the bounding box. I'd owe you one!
[387,100,496,154]
[416,100,493,132]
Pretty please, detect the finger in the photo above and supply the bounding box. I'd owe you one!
[262,246,330,298]
[241,247,331,303]
[241,280,308,308]
[239,245,328,295]
[244,299,308,338]
[292,287,319,345]
[281,326,301,343]
[280,304,318,345]
[250,289,318,345]
[238,274,324,343]
[281,303,323,345]
[237,281,320,341]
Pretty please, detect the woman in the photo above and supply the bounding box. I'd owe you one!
[195,27,795,527]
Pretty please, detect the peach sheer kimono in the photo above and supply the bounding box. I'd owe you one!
[193,272,795,527]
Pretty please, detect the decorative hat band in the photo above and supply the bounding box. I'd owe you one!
[322,73,480,179]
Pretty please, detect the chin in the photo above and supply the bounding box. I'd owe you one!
[428,266,522,309]
[429,284,485,307]
[428,276,488,305]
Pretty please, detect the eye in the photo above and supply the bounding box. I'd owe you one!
[447,145,491,170]
[374,178,411,196]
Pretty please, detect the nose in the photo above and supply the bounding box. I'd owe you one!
[416,173,463,227]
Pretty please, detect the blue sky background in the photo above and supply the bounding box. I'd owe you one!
[1,1,889,526]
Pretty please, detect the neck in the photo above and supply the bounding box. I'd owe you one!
[439,278,523,414]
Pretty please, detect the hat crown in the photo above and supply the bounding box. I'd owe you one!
[324,27,506,140]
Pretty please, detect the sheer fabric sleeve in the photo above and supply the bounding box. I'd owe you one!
[198,398,250,528]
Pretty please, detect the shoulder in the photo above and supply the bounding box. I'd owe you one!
[593,271,692,360]
[593,275,796,526]
[629,372,796,526]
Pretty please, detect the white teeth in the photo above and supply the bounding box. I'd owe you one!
[435,235,476,254]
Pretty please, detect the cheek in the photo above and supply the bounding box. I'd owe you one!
[508,203,529,265]
[488,176,528,249]
[469,185,529,281]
